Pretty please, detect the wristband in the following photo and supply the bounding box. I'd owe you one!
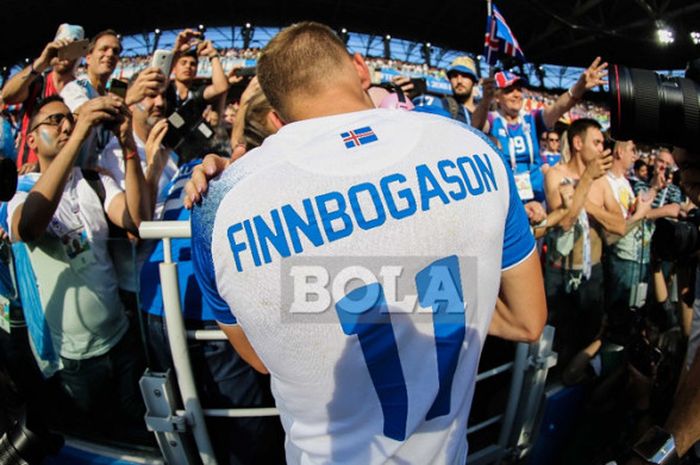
[124,149,138,161]
[28,61,39,76]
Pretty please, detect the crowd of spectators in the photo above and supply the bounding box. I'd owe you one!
[0,21,698,465]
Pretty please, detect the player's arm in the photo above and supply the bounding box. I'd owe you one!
[490,251,547,342]
[217,323,268,374]
[489,163,546,342]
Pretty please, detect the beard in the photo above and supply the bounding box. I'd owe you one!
[453,86,473,103]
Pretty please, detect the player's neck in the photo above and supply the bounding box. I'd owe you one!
[286,88,374,122]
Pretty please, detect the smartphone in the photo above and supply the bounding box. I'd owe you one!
[57,39,89,61]
[151,49,174,77]
[234,67,256,77]
[108,79,128,99]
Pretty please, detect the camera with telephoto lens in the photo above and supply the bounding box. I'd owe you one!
[609,58,700,151]
[652,208,700,261]
[0,157,18,202]
[0,409,63,464]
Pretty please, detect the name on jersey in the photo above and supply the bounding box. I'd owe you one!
[227,153,499,272]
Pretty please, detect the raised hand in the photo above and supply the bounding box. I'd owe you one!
[125,67,166,105]
[35,38,73,70]
[584,148,613,180]
[173,28,203,55]
[571,56,608,99]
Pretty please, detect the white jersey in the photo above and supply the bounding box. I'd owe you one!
[192,108,534,465]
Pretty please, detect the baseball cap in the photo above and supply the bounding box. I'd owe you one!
[446,56,478,81]
[54,23,85,42]
[494,71,524,89]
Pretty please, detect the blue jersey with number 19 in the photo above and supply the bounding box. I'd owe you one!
[191,108,535,465]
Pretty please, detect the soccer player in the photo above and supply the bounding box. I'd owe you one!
[191,22,546,464]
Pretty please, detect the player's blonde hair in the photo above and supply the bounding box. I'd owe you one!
[257,22,350,120]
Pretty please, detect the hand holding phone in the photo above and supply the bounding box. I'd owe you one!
[57,39,89,61]
[233,67,256,78]
[108,79,128,99]
[151,49,174,77]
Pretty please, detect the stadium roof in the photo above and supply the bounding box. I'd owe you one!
[2,0,699,70]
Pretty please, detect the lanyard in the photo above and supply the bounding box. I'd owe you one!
[498,112,534,171]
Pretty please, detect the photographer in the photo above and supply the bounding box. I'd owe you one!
[97,72,177,306]
[165,28,229,163]
[633,149,682,219]
[2,24,82,169]
[60,30,165,168]
[3,94,149,433]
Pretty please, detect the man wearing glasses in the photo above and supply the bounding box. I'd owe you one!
[542,131,562,168]
[3,94,151,433]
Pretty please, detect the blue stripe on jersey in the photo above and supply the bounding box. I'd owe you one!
[191,165,248,325]
[501,164,536,269]
[335,283,408,441]
[448,115,536,269]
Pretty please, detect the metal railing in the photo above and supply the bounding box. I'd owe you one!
[139,220,557,465]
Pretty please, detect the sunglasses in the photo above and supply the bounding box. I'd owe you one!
[29,112,75,133]
[547,137,560,142]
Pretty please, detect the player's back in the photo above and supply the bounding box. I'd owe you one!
[192,108,533,465]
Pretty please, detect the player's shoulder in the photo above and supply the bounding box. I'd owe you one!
[191,148,270,227]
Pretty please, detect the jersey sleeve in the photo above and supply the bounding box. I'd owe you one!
[191,193,237,325]
[502,164,536,270]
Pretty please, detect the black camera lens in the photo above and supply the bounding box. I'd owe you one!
[652,216,700,261]
[609,64,700,150]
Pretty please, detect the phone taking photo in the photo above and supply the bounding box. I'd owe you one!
[108,79,128,99]
[234,67,256,78]
[57,39,89,61]
[151,49,174,77]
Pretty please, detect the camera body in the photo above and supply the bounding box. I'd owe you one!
[609,59,700,151]
[162,98,214,161]
[652,208,700,261]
